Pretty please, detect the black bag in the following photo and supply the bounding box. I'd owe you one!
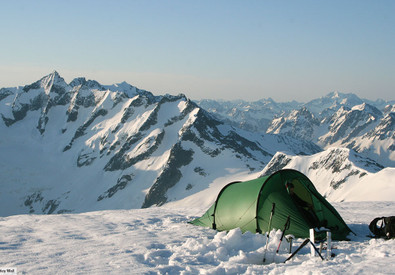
[369,216,395,239]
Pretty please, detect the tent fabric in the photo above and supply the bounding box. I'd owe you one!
[190,169,351,240]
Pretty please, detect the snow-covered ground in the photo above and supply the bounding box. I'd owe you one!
[1,201,395,274]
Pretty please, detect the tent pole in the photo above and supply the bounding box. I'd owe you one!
[263,203,276,263]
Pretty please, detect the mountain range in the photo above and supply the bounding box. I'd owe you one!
[197,93,395,167]
[0,71,394,216]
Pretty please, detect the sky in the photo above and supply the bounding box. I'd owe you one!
[0,0,394,102]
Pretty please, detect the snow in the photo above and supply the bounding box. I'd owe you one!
[104,82,139,98]
[127,128,163,158]
[341,168,395,201]
[1,202,395,274]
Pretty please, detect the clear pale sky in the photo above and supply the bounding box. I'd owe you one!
[1,0,394,102]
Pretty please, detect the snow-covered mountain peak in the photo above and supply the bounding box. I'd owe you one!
[351,103,366,111]
[105,81,137,96]
[383,104,395,114]
[351,103,382,117]
[22,70,68,95]
[69,77,87,87]
[369,112,395,138]
[305,92,364,116]
[289,107,316,120]
[328,91,362,104]
[45,70,63,83]
[266,107,319,141]
[330,91,340,99]
[44,70,66,85]
[69,77,103,91]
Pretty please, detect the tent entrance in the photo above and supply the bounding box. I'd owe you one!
[289,179,313,208]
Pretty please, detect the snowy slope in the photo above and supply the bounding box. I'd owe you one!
[1,202,395,274]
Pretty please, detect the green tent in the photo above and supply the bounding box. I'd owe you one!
[190,169,351,240]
